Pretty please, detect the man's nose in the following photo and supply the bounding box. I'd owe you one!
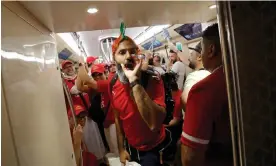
[125,51,131,58]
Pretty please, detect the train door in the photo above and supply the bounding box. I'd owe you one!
[217,1,276,166]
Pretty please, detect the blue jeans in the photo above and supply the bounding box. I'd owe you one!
[137,150,161,166]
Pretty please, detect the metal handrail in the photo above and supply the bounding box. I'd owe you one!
[61,74,83,166]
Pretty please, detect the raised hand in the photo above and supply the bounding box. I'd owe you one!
[121,59,142,83]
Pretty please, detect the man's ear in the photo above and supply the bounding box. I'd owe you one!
[208,44,216,58]
[197,54,202,61]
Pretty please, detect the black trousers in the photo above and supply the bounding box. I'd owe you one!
[125,129,172,166]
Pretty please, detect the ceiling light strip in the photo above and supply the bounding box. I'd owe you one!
[134,24,171,45]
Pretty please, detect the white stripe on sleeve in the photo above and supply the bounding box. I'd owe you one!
[182,132,209,145]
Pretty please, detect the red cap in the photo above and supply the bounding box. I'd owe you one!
[86,56,98,64]
[61,60,73,69]
[107,61,116,67]
[67,105,87,118]
[91,64,105,74]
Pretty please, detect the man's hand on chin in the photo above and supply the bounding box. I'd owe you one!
[121,60,142,83]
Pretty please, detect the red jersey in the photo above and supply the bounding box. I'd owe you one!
[64,77,90,111]
[101,91,115,128]
[172,90,183,120]
[181,67,232,163]
[97,76,166,151]
[107,72,115,81]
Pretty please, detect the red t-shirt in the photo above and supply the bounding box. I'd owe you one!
[64,77,90,112]
[172,90,183,120]
[97,76,166,151]
[181,67,231,150]
[101,91,115,128]
[108,72,115,81]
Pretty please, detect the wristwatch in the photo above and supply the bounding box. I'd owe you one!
[130,80,140,88]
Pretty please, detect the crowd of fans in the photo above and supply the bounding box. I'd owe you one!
[61,23,233,166]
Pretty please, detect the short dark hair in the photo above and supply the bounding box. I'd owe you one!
[202,23,221,55]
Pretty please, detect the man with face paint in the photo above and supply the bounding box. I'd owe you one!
[77,26,170,166]
[181,24,233,166]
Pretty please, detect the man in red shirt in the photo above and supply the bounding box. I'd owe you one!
[61,60,90,111]
[77,31,170,166]
[62,60,106,161]
[181,24,233,166]
[90,64,119,155]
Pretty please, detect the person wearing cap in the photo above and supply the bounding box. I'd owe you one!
[90,64,119,156]
[91,64,107,81]
[86,56,98,75]
[68,105,98,166]
[87,56,98,66]
[181,42,210,104]
[62,60,106,162]
[62,60,76,79]
[181,24,233,166]
[167,45,191,90]
[77,24,171,166]
[61,60,90,111]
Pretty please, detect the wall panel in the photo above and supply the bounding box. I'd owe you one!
[1,2,76,166]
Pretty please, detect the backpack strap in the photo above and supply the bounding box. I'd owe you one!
[109,73,119,96]
[103,74,119,119]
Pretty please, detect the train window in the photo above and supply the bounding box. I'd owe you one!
[174,23,202,40]
[58,48,72,60]
[142,38,163,50]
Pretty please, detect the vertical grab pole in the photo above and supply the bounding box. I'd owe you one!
[61,74,83,166]
[61,74,77,127]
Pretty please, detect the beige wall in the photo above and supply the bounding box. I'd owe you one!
[1,2,76,166]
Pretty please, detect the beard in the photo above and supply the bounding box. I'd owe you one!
[115,57,137,84]
[124,57,136,70]
[189,62,195,69]
[116,63,129,84]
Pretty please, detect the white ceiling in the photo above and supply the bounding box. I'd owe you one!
[20,1,216,33]
[18,1,217,61]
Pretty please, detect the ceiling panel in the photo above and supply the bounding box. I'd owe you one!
[20,1,216,33]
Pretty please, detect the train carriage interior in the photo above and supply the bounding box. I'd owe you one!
[2,1,276,166]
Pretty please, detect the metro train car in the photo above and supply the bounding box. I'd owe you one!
[2,1,276,166]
